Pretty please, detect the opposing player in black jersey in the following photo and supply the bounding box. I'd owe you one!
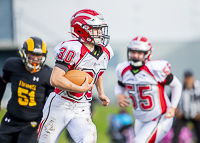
[0,37,54,143]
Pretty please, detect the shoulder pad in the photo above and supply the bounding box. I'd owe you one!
[146,60,171,82]
[3,57,22,72]
[53,40,83,65]
[105,44,114,60]
[115,61,130,82]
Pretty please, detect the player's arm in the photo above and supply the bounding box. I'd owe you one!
[44,68,55,97]
[50,66,93,93]
[0,75,7,111]
[115,81,130,108]
[165,74,182,118]
[114,63,130,107]
[95,75,110,106]
[0,59,12,111]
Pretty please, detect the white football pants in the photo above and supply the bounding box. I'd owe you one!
[37,93,97,143]
[133,113,173,143]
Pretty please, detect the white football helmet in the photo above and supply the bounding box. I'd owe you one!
[70,9,110,47]
[127,36,152,67]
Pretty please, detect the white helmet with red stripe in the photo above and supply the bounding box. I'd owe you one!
[70,9,110,47]
[127,36,152,67]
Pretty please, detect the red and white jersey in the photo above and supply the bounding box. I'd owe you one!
[116,60,171,122]
[54,40,114,102]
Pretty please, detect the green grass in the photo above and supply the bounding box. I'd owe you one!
[0,109,6,121]
[0,104,134,143]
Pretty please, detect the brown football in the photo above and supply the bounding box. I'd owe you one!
[64,70,93,86]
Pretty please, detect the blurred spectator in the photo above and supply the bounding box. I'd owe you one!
[107,109,134,143]
[172,70,200,143]
[159,126,193,143]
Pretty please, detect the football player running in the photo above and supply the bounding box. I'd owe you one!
[114,36,182,143]
[37,9,114,143]
[0,37,54,143]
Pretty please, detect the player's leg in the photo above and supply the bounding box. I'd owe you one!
[67,117,97,143]
[0,131,18,143]
[37,95,67,143]
[67,104,97,143]
[0,112,20,143]
[134,119,152,143]
[0,120,18,143]
[17,120,40,143]
[155,114,173,142]
[133,114,173,143]
[134,119,145,136]
[42,92,56,119]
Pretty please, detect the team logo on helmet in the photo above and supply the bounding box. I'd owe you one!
[70,9,110,47]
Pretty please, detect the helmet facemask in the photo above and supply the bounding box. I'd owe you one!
[86,24,109,47]
[127,36,152,67]
[127,49,144,67]
[127,49,152,67]
[20,49,46,72]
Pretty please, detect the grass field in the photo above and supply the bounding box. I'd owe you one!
[0,103,134,143]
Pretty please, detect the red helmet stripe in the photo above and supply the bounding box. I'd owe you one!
[133,37,138,41]
[71,16,91,25]
[140,37,148,42]
[72,9,99,17]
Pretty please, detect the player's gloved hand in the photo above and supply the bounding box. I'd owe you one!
[165,107,175,118]
[98,94,110,106]
[81,76,94,93]
[117,94,130,108]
